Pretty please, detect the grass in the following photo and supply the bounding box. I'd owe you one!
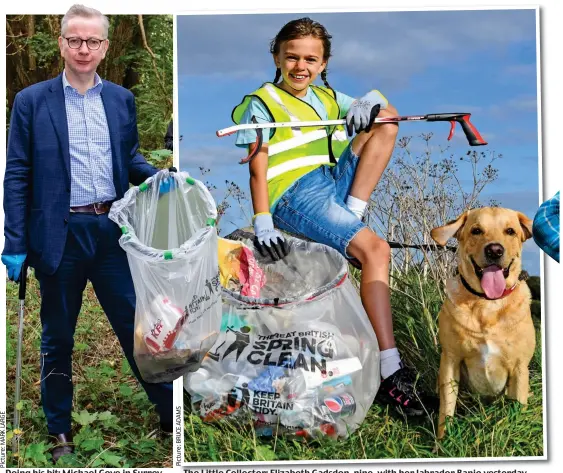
[5,275,172,468]
[184,271,544,462]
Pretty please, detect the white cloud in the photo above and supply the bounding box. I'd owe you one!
[179,143,251,170]
[440,95,538,121]
[522,243,541,276]
[506,96,538,111]
[501,63,537,78]
[480,189,540,214]
[177,10,536,87]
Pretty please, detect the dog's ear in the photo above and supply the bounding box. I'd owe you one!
[517,211,533,241]
[431,212,469,246]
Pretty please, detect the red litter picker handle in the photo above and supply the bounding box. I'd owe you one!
[426,113,487,146]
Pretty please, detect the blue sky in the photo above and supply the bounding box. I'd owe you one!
[177,9,541,275]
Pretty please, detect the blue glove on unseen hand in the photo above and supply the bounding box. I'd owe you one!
[253,213,290,262]
[159,167,178,195]
[346,89,389,136]
[1,253,27,282]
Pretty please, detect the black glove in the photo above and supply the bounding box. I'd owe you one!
[253,213,290,262]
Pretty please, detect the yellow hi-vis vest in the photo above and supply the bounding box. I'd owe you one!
[232,83,349,211]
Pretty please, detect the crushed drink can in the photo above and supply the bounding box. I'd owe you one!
[322,392,356,417]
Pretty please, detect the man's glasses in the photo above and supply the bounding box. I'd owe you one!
[63,37,105,50]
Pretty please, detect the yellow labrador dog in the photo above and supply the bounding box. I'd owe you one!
[430,207,535,439]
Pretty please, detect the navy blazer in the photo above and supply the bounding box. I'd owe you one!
[3,74,157,275]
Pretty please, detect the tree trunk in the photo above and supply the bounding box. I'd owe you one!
[27,15,36,71]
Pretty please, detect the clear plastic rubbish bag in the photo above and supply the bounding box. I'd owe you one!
[109,170,221,383]
[184,231,380,438]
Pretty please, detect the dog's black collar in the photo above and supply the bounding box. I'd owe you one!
[459,274,517,300]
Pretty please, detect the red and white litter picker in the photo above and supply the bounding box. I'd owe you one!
[217,112,487,164]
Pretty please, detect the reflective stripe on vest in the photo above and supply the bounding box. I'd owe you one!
[232,83,349,210]
[267,155,331,181]
[333,129,348,143]
[263,84,303,136]
[268,128,328,156]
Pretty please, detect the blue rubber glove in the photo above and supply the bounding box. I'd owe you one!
[346,90,389,136]
[159,167,178,195]
[1,254,27,282]
[253,213,290,261]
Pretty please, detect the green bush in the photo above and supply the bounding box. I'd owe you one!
[527,276,541,301]
[5,278,172,467]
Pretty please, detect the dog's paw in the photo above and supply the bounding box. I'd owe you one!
[506,398,528,414]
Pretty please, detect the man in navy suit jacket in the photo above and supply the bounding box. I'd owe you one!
[2,5,172,462]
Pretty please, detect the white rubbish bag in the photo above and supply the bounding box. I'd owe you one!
[109,169,221,383]
[184,231,380,438]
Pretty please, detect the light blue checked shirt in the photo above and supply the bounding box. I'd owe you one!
[533,191,560,263]
[63,70,116,206]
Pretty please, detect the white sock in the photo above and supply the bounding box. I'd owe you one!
[380,347,402,379]
[346,195,367,220]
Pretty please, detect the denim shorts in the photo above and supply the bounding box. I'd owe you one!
[272,143,367,259]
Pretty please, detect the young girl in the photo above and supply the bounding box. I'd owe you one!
[232,17,431,415]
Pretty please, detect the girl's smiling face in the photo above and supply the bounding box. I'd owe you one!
[274,36,327,97]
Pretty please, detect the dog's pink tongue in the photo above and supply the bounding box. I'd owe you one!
[480,265,506,299]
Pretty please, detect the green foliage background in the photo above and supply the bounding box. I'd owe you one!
[6,14,173,167]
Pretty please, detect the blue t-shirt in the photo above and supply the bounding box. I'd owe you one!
[235,86,355,148]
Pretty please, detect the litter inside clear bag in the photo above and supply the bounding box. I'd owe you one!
[185,231,380,438]
[109,170,221,383]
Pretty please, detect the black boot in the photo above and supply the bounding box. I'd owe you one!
[49,432,74,463]
[376,367,438,416]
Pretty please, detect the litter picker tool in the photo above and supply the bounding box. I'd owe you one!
[217,113,488,164]
[12,258,28,454]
